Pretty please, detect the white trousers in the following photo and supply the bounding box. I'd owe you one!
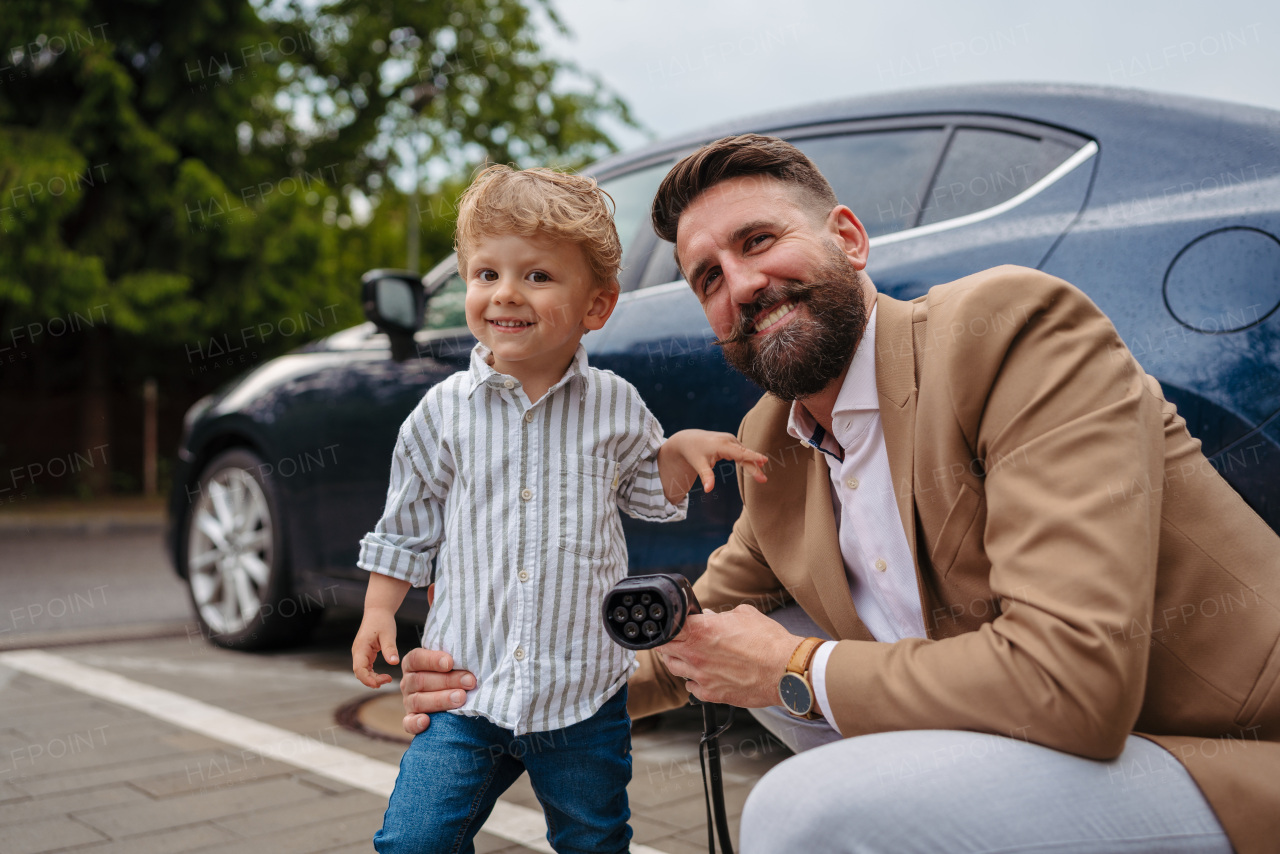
[742,605,1232,854]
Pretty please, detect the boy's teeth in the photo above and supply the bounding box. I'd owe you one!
[493,320,531,327]
[754,302,795,332]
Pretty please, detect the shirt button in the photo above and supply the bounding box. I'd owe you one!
[524,411,534,423]
[518,570,529,582]
[504,379,515,389]
[846,477,860,490]
[874,558,888,572]
[514,647,526,661]
[520,488,533,501]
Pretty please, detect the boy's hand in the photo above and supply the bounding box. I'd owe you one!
[352,608,400,689]
[657,429,769,505]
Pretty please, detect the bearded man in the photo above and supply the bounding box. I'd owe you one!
[398,135,1280,854]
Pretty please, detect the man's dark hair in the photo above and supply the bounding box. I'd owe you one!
[650,134,839,247]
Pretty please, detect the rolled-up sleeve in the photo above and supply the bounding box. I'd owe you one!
[616,401,687,523]
[357,411,453,587]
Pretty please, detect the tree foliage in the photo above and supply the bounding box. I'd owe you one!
[0,0,636,495]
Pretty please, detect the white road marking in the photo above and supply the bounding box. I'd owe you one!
[0,649,673,854]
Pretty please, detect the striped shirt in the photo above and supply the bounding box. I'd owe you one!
[358,343,687,734]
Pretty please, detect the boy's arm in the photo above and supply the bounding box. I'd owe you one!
[656,429,768,506]
[352,573,411,688]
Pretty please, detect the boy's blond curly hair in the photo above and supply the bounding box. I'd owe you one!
[455,165,622,290]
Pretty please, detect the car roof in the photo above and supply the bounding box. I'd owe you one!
[586,83,1280,176]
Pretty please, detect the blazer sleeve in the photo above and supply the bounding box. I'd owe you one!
[824,271,1165,759]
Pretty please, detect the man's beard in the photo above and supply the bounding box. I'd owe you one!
[716,242,869,402]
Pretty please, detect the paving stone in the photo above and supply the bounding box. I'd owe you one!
[130,752,296,797]
[0,784,146,827]
[647,832,723,854]
[182,810,382,854]
[0,781,28,803]
[473,833,535,853]
[74,777,322,838]
[209,789,382,838]
[60,822,239,854]
[1,815,107,854]
[3,635,780,854]
[13,750,249,798]
[628,811,689,843]
[2,729,191,785]
[294,771,356,796]
[674,820,742,854]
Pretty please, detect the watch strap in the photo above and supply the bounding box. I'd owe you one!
[787,636,823,676]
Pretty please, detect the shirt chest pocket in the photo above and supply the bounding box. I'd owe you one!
[557,454,621,561]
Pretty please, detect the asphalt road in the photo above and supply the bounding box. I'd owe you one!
[0,529,194,642]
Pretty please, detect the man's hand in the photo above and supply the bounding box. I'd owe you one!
[659,603,806,709]
[657,429,768,505]
[399,648,476,735]
[352,608,400,689]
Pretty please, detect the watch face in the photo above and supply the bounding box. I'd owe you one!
[778,673,813,715]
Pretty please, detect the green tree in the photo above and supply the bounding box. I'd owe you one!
[0,0,635,496]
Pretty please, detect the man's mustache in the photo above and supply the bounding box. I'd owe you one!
[713,282,812,347]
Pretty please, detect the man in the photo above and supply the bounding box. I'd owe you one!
[395,135,1279,853]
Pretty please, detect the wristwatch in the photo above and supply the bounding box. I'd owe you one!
[778,637,823,720]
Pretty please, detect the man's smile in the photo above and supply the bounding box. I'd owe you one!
[752,301,799,335]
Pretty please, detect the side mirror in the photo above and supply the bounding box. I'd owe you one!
[361,270,426,336]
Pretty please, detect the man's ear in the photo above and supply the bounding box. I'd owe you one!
[827,205,870,271]
[583,281,620,331]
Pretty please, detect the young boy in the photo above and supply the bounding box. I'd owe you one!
[352,165,767,854]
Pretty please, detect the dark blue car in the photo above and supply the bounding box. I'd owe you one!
[168,83,1280,648]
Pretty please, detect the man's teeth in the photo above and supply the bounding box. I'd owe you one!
[492,320,532,327]
[754,302,795,332]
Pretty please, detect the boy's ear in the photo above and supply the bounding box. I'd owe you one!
[582,281,620,331]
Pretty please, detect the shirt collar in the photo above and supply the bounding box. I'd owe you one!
[466,342,590,398]
[787,303,879,457]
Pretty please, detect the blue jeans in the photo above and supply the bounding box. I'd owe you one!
[374,686,632,854]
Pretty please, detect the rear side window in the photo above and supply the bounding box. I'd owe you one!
[919,128,1078,226]
[793,130,947,237]
[599,162,672,276]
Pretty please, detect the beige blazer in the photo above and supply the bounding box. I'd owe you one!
[630,266,1280,854]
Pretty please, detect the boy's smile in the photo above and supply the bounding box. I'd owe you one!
[463,232,617,399]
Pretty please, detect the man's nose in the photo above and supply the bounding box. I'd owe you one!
[724,260,769,307]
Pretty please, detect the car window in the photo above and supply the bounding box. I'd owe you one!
[793,130,947,238]
[636,129,947,289]
[599,161,673,277]
[424,272,466,330]
[919,128,1078,226]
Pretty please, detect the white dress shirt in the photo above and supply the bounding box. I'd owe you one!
[359,343,687,734]
[784,306,927,730]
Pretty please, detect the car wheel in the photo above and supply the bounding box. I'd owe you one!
[184,448,322,649]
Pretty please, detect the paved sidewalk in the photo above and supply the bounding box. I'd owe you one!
[0,632,790,853]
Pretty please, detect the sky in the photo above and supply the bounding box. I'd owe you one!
[537,0,1280,151]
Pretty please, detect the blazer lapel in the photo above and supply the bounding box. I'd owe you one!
[874,292,920,572]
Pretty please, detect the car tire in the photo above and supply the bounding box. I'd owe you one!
[183,448,323,650]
